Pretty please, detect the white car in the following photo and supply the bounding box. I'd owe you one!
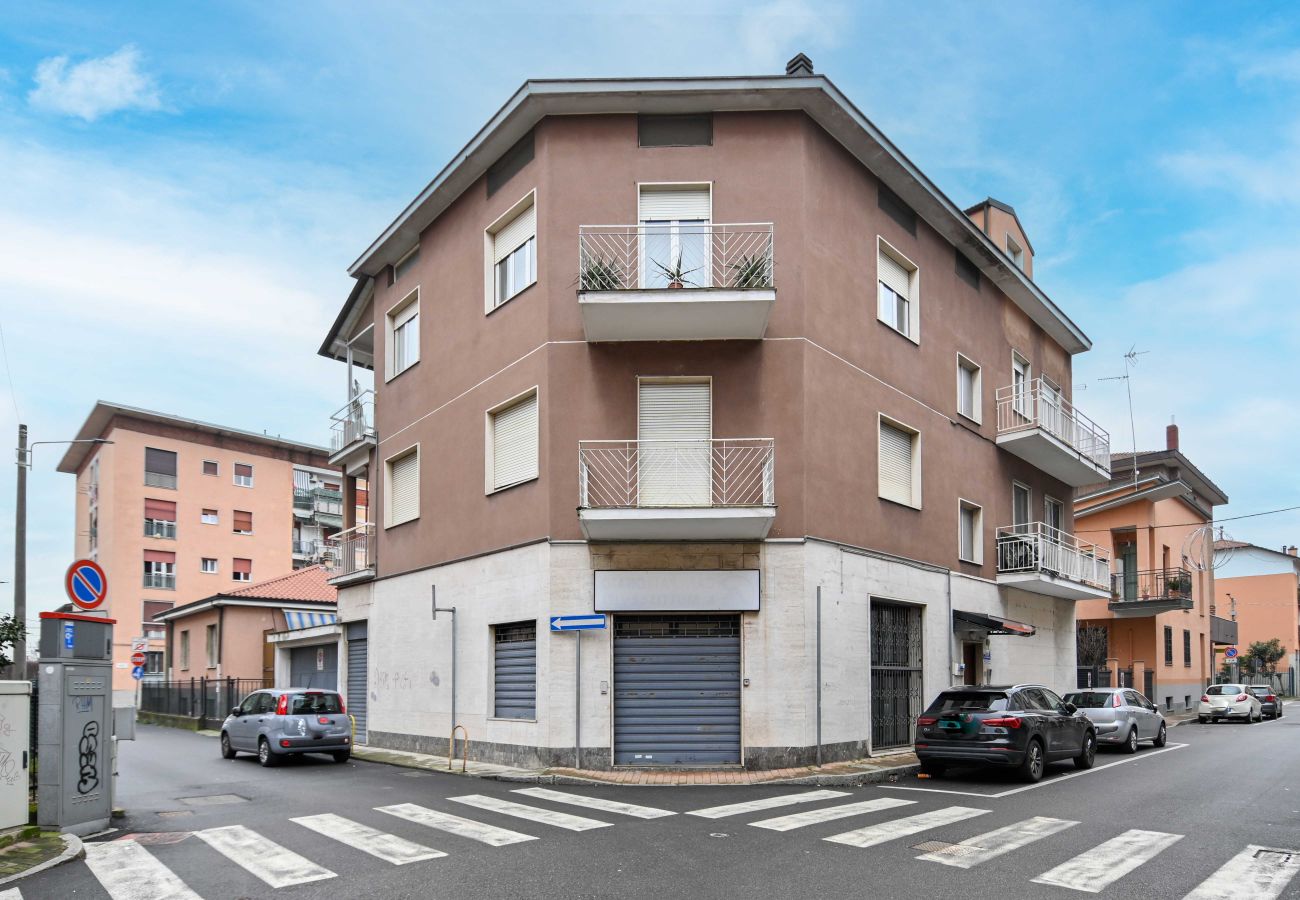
[1197,683,1263,724]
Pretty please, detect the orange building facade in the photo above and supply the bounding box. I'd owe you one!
[1214,542,1300,685]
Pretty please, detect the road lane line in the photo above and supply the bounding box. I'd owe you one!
[687,789,850,819]
[916,816,1078,868]
[512,787,676,819]
[84,838,203,900]
[376,803,537,846]
[750,797,916,832]
[1031,829,1183,893]
[0,889,20,900]
[824,806,990,849]
[1183,845,1300,899]
[291,813,447,865]
[448,794,612,831]
[194,825,336,889]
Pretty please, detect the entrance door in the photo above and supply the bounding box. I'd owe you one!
[290,644,338,690]
[1116,537,1138,601]
[613,615,741,766]
[870,602,923,750]
[638,380,711,507]
[347,633,368,744]
[962,642,981,686]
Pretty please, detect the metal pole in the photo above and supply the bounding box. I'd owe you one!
[575,631,582,769]
[815,586,822,767]
[432,587,457,758]
[13,424,26,675]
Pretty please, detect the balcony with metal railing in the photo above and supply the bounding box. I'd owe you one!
[143,519,176,540]
[995,379,1110,486]
[143,571,176,590]
[325,522,374,584]
[995,522,1112,600]
[577,223,775,341]
[578,438,775,540]
[329,389,376,471]
[1109,567,1195,616]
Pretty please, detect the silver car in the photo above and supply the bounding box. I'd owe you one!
[1062,687,1167,752]
[220,688,352,767]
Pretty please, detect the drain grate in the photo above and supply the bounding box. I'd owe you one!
[177,794,248,807]
[912,840,981,857]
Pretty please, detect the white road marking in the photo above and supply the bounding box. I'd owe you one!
[377,803,537,846]
[1183,845,1300,900]
[687,789,851,819]
[0,890,19,900]
[1031,828,1183,893]
[83,839,203,900]
[512,787,676,819]
[824,806,990,848]
[749,797,916,832]
[448,794,612,831]
[916,816,1079,868]
[194,824,336,889]
[291,813,447,865]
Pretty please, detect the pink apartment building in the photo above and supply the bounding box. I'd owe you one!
[1215,541,1300,686]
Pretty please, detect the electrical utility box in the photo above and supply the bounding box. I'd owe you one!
[37,612,115,836]
[0,682,32,830]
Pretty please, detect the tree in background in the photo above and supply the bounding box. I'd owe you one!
[1240,639,1286,680]
[1076,623,1109,668]
[0,615,25,670]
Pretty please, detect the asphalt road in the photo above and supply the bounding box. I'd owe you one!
[17,708,1300,899]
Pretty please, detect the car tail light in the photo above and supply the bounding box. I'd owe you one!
[1267,695,1276,702]
[1113,693,1123,708]
[1236,693,1249,702]
[275,694,288,715]
[982,716,1022,729]
[339,697,346,714]
[317,717,331,725]
[917,716,937,726]
[1200,695,1210,703]
[279,739,291,748]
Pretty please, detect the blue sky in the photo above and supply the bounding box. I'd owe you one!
[2,2,1298,627]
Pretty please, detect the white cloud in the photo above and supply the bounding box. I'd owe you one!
[28,45,161,121]
[739,0,844,71]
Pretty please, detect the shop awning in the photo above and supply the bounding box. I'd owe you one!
[285,611,338,631]
[953,610,1036,636]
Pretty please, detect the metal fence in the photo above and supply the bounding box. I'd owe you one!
[326,523,374,578]
[330,389,375,453]
[578,438,775,509]
[141,677,271,728]
[1076,666,1113,689]
[578,223,775,292]
[994,378,1110,472]
[994,521,1111,590]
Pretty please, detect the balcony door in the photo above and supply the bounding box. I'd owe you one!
[639,185,711,288]
[1115,535,1138,601]
[638,379,711,507]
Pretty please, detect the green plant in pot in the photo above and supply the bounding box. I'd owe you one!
[651,252,701,289]
[579,254,622,291]
[729,253,771,289]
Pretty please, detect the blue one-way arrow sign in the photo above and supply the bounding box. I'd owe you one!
[551,615,606,632]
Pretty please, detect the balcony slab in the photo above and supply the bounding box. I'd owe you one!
[329,435,375,474]
[997,572,1112,601]
[1108,597,1195,617]
[996,428,1110,487]
[578,288,774,342]
[579,507,775,541]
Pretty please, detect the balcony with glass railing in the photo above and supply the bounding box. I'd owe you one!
[578,438,775,540]
[995,522,1112,600]
[325,522,374,584]
[329,389,376,470]
[576,223,775,341]
[995,379,1110,486]
[1109,567,1195,616]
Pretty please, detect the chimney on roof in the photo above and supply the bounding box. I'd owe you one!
[786,53,814,76]
[1287,546,1297,557]
[1166,416,1179,452]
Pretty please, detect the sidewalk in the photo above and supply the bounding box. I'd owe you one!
[0,827,83,887]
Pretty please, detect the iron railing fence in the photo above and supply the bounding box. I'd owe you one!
[325,522,374,577]
[578,439,775,509]
[293,488,314,511]
[330,390,375,453]
[140,677,272,726]
[143,519,176,539]
[578,223,775,292]
[995,378,1110,472]
[995,521,1111,591]
[142,571,176,590]
[1112,567,1193,604]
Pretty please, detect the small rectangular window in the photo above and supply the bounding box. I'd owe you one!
[879,417,920,508]
[878,182,917,235]
[1006,234,1025,270]
[146,651,164,675]
[1183,629,1192,667]
[202,460,219,477]
[488,195,537,309]
[233,558,252,582]
[957,355,981,422]
[488,390,539,492]
[486,130,534,198]
[234,463,254,487]
[387,291,420,378]
[394,246,420,282]
[201,508,218,525]
[959,500,983,564]
[144,447,178,489]
[1164,626,1174,665]
[201,558,217,574]
[494,621,537,719]
[877,240,918,341]
[638,113,713,147]
[232,509,253,534]
[955,248,980,289]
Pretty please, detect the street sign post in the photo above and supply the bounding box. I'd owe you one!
[550,615,606,632]
[64,559,108,611]
[130,651,146,667]
[1225,647,1239,659]
[550,615,605,769]
[131,666,144,680]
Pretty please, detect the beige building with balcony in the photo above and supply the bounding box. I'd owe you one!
[318,57,1113,768]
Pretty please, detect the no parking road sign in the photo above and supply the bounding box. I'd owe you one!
[1225,647,1239,659]
[65,559,108,611]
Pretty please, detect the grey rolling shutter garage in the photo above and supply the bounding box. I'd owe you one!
[346,622,368,743]
[614,615,741,766]
[493,622,536,719]
[289,644,338,690]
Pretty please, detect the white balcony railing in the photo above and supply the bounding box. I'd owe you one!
[144,471,177,489]
[995,522,1111,591]
[143,519,176,539]
[326,522,374,578]
[143,572,176,590]
[579,439,775,509]
[578,224,774,292]
[995,378,1110,472]
[331,390,375,454]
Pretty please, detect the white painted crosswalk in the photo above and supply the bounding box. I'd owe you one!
[1032,828,1184,893]
[824,805,991,848]
[1182,845,1300,900]
[749,797,916,832]
[916,815,1078,868]
[377,802,538,846]
[448,793,613,831]
[0,889,20,900]
[194,825,337,889]
[83,839,203,900]
[686,789,850,819]
[512,787,676,819]
[291,813,447,865]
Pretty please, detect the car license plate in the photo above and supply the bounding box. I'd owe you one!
[939,719,961,730]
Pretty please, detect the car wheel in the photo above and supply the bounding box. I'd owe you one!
[220,732,237,760]
[1018,739,1045,783]
[1123,727,1139,754]
[1153,722,1167,747]
[919,761,946,777]
[258,738,278,768]
[1197,716,1207,724]
[332,751,351,764]
[1074,732,1096,770]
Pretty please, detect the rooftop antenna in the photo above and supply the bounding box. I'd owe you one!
[1098,346,1148,488]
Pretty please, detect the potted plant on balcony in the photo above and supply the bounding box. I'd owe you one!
[578,254,622,291]
[651,252,700,289]
[729,253,772,289]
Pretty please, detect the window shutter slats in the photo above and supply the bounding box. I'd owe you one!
[879,422,914,506]
[877,249,911,299]
[144,498,177,519]
[143,549,176,564]
[493,203,536,264]
[145,448,177,475]
[638,187,710,221]
[233,558,252,575]
[492,394,538,490]
[388,450,420,525]
[233,510,253,532]
[637,383,711,441]
[637,381,711,506]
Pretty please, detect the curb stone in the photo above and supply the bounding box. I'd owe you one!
[0,833,84,887]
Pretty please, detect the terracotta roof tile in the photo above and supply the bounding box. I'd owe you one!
[226,565,336,603]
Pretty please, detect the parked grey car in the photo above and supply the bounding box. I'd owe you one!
[220,688,352,767]
[1248,685,1283,719]
[1062,687,1167,753]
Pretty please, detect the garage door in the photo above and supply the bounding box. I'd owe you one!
[614,615,740,766]
[290,644,338,690]
[346,624,368,743]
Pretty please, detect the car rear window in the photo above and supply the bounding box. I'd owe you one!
[289,693,343,714]
[1064,691,1113,708]
[1249,687,1271,696]
[1206,684,1243,696]
[926,692,1009,714]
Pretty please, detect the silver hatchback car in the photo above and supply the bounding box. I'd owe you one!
[220,688,352,767]
[1062,687,1167,752]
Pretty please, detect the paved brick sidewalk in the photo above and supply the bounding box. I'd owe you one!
[0,829,79,882]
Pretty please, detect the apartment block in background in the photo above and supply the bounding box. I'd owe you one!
[1214,541,1300,689]
[57,401,337,703]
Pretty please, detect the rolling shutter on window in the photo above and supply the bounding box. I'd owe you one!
[879,422,914,506]
[388,451,419,524]
[492,394,538,490]
[638,381,711,506]
[878,249,911,299]
[493,203,536,263]
[494,622,536,719]
[638,187,710,222]
[234,463,253,479]
[145,448,177,475]
[144,499,176,519]
[144,550,175,564]
[143,601,173,623]
[638,382,711,442]
[233,510,253,532]
[233,558,251,576]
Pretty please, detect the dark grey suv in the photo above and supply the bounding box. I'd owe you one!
[221,688,352,767]
[914,684,1096,782]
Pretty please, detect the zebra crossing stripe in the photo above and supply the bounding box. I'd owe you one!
[916,816,1079,868]
[512,787,676,819]
[687,790,851,819]
[194,824,336,889]
[291,813,447,865]
[750,797,917,832]
[377,803,538,846]
[0,890,18,900]
[83,839,203,900]
[449,794,613,831]
[824,806,990,849]
[1183,845,1300,900]
[1031,829,1183,893]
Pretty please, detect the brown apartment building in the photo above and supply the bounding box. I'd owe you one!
[57,402,339,703]
[317,57,1114,768]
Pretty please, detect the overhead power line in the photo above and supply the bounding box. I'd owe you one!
[0,322,20,421]
[1076,503,1300,534]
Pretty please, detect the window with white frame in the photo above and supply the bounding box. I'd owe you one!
[1012,481,1032,531]
[959,500,983,564]
[639,184,711,288]
[385,446,420,527]
[387,291,420,378]
[232,557,252,582]
[1012,352,1032,417]
[878,416,921,508]
[202,459,218,477]
[487,192,536,308]
[201,508,218,525]
[143,553,176,589]
[201,557,217,574]
[487,389,539,493]
[1006,234,1025,270]
[957,354,981,422]
[233,463,254,487]
[877,239,919,341]
[232,509,253,535]
[1044,495,1064,537]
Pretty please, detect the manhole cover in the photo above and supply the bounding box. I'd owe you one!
[119,832,192,845]
[177,794,248,807]
[1255,849,1295,863]
[912,840,980,857]
[157,810,194,819]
